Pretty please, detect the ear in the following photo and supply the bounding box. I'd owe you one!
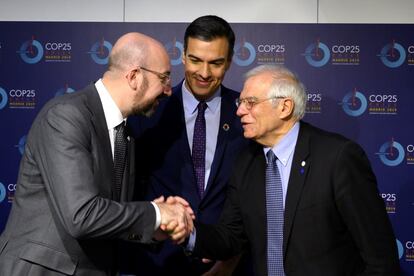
[181,51,186,65]
[279,98,294,119]
[126,68,139,90]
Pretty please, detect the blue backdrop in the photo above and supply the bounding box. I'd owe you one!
[0,22,413,274]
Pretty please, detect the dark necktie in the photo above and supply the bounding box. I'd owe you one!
[265,150,285,276]
[113,121,127,201]
[192,101,207,198]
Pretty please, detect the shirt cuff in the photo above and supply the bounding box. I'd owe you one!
[151,202,161,230]
[186,227,196,252]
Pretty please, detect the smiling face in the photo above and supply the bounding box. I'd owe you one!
[182,37,231,101]
[236,72,295,147]
[130,46,172,117]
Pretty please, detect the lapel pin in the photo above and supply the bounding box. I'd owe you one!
[300,161,306,174]
[223,123,230,131]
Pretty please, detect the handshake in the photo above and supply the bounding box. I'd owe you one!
[153,196,195,244]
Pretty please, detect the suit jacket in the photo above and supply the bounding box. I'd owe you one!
[0,84,156,276]
[127,81,248,274]
[194,121,399,276]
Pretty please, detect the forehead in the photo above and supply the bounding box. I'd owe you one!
[185,37,229,60]
[149,46,170,72]
[241,74,272,98]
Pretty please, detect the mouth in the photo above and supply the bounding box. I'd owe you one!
[194,78,212,87]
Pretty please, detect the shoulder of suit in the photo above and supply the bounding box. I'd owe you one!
[37,85,92,120]
[302,121,357,149]
[221,85,240,98]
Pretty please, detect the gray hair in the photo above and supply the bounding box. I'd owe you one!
[244,65,306,120]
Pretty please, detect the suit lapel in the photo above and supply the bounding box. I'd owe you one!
[283,122,311,255]
[204,87,238,198]
[248,143,268,273]
[173,88,200,201]
[86,85,115,198]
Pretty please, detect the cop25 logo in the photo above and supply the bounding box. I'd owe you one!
[397,239,404,259]
[55,86,75,97]
[378,41,406,68]
[0,86,8,110]
[377,139,405,166]
[88,39,112,65]
[340,90,367,117]
[303,40,330,67]
[16,135,27,155]
[233,40,256,67]
[17,37,44,64]
[165,40,184,66]
[0,182,6,203]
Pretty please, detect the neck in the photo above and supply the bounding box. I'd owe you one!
[102,77,128,118]
[258,120,297,148]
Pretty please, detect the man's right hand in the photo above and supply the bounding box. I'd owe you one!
[154,196,194,244]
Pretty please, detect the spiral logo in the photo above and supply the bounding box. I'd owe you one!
[0,86,8,110]
[341,91,367,117]
[165,40,184,66]
[55,86,75,97]
[17,39,44,64]
[379,42,406,68]
[377,140,405,167]
[397,239,404,260]
[304,42,330,67]
[0,182,6,203]
[88,40,112,65]
[17,135,27,155]
[233,41,256,66]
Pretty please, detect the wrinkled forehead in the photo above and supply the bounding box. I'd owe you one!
[241,75,272,98]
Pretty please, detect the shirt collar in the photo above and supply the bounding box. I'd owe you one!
[264,121,300,166]
[95,79,124,130]
[182,80,221,114]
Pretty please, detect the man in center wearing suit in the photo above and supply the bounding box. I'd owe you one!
[190,65,400,275]
[126,15,249,275]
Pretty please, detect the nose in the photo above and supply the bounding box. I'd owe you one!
[236,102,248,117]
[199,63,211,79]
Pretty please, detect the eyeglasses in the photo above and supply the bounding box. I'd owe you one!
[138,66,171,87]
[235,96,285,110]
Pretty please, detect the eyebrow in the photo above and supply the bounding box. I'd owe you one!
[187,54,226,64]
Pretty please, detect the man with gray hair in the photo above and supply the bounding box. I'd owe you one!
[188,65,399,275]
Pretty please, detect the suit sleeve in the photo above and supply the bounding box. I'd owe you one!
[333,141,400,275]
[30,103,156,243]
[194,170,247,260]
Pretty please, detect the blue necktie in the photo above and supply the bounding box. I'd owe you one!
[266,150,285,276]
[113,122,127,201]
[192,102,207,198]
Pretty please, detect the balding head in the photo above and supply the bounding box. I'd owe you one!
[101,32,171,118]
[106,32,167,75]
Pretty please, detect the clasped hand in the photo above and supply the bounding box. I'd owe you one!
[153,196,195,244]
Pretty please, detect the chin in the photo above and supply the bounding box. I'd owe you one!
[243,131,254,139]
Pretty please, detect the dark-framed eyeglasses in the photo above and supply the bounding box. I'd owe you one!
[138,66,171,87]
[235,96,286,110]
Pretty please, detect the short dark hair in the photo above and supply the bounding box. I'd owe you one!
[184,15,235,60]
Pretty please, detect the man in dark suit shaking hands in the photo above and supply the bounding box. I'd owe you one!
[190,65,400,275]
[0,32,194,276]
